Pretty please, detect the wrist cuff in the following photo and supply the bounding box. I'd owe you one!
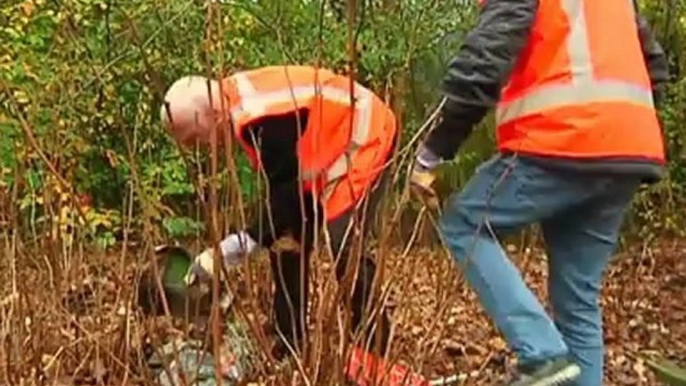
[219,231,258,258]
[416,145,442,170]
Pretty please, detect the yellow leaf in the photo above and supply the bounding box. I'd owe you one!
[23,63,39,81]
[59,206,69,219]
[13,90,29,105]
[105,150,119,168]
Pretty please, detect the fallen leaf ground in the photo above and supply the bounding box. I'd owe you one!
[1,237,684,385]
[384,238,686,385]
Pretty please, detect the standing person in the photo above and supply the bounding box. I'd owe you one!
[160,65,397,360]
[410,0,669,385]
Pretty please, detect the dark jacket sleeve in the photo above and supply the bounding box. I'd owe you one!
[633,0,670,104]
[244,181,309,248]
[242,111,321,248]
[422,0,538,160]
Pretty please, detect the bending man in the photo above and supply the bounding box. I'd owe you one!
[161,65,397,359]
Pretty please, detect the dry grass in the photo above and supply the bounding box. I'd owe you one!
[1,112,684,385]
[1,214,684,386]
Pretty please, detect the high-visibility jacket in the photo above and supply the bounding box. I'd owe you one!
[492,0,665,163]
[220,65,397,221]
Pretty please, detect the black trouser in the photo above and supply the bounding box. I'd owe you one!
[269,169,391,357]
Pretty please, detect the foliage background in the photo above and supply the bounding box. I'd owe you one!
[1,0,684,247]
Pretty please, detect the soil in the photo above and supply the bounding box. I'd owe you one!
[1,237,684,385]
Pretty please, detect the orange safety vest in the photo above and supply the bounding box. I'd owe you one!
[220,65,397,221]
[493,0,665,163]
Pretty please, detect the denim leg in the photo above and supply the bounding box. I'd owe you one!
[439,155,570,364]
[541,179,639,386]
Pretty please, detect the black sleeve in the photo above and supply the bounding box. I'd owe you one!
[422,0,540,161]
[244,181,321,249]
[241,109,321,248]
[633,0,670,104]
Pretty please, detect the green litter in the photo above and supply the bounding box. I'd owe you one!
[646,357,686,386]
[138,244,260,386]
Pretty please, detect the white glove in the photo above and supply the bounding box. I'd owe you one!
[411,145,443,209]
[184,231,258,284]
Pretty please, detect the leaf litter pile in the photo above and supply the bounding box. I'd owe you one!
[1,237,684,385]
[384,239,686,385]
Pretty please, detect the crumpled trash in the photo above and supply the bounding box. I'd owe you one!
[148,317,257,386]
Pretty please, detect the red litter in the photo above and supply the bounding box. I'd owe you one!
[345,346,430,386]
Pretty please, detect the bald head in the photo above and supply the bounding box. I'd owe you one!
[160,75,224,147]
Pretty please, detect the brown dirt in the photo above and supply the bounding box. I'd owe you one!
[384,238,686,385]
[1,237,685,385]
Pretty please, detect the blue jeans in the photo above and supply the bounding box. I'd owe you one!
[439,154,640,386]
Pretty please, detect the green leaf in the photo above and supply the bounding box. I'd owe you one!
[162,216,203,238]
[646,358,686,386]
[161,181,194,196]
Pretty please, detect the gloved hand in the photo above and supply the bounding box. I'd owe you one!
[184,231,258,285]
[410,145,442,210]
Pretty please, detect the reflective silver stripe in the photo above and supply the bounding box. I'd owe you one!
[496,80,654,124]
[230,74,374,185]
[232,73,265,116]
[495,0,653,126]
[317,88,373,204]
[230,81,364,118]
[351,87,372,145]
[306,87,373,183]
[563,0,592,84]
